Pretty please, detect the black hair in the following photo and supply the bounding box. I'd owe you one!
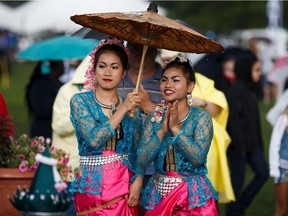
[93,44,129,71]
[163,57,196,84]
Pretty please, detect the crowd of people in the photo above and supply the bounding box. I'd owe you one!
[2,33,288,216]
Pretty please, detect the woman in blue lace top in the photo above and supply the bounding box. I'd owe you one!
[69,37,142,215]
[135,53,218,215]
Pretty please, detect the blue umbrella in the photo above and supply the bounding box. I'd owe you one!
[17,35,99,60]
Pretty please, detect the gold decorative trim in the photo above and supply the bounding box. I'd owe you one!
[77,196,123,215]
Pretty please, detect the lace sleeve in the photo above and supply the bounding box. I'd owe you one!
[136,115,161,177]
[131,108,143,153]
[70,93,114,151]
[172,110,213,166]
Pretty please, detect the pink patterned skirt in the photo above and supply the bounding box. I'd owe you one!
[74,151,139,216]
[144,171,218,216]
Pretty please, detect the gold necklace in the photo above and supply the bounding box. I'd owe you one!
[178,108,190,124]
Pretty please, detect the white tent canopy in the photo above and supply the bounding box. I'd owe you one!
[0,3,14,30]
[1,0,166,35]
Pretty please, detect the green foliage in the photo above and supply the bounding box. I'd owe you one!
[11,134,49,170]
[1,61,35,137]
[157,1,288,34]
[0,115,13,167]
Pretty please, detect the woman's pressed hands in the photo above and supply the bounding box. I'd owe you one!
[157,101,181,140]
[168,101,181,135]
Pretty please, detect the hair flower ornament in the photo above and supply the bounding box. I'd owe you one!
[165,53,195,70]
[167,53,189,64]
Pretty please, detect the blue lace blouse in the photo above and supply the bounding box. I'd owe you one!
[136,106,218,209]
[69,91,142,194]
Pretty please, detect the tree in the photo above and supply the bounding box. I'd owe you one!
[157,1,288,34]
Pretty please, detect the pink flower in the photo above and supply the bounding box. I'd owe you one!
[17,154,26,160]
[45,138,51,144]
[28,161,39,171]
[38,136,45,143]
[62,158,69,166]
[50,146,57,155]
[31,140,38,146]
[13,134,73,182]
[19,161,28,172]
[55,182,67,192]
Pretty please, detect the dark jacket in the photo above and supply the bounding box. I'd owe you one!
[226,51,263,154]
[226,80,263,153]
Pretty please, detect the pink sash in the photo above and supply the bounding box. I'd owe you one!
[145,172,218,216]
[74,151,139,216]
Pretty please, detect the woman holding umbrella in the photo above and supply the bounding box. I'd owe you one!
[135,53,218,215]
[69,37,142,215]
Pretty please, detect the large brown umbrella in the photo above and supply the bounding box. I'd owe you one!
[70,3,223,54]
[70,2,224,115]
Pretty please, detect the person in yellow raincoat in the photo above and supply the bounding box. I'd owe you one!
[159,49,235,204]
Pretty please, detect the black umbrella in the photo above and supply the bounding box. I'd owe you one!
[71,27,109,40]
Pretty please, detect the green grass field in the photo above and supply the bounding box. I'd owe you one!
[0,61,275,216]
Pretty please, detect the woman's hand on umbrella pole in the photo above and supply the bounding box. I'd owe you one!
[128,89,141,117]
[123,91,141,113]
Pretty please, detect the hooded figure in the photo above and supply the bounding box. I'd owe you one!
[225,50,269,216]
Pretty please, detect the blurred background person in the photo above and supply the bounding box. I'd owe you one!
[266,89,288,216]
[249,38,277,104]
[214,47,248,95]
[225,50,269,216]
[51,56,89,216]
[58,59,81,84]
[214,54,236,94]
[25,60,64,139]
[0,92,14,143]
[118,42,163,114]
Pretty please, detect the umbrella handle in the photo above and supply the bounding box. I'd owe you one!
[129,90,137,118]
[129,45,148,118]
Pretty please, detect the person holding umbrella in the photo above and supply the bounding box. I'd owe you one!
[118,42,163,115]
[69,37,142,215]
[135,53,218,215]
